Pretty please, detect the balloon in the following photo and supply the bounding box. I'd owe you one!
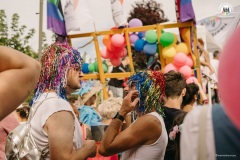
[179,65,192,78]
[218,27,240,129]
[94,61,98,72]
[186,76,198,84]
[110,57,122,66]
[88,63,95,73]
[100,48,111,59]
[162,46,176,59]
[176,43,189,55]
[160,32,175,47]
[138,31,145,38]
[129,18,143,28]
[82,63,89,74]
[107,42,122,53]
[186,55,193,67]
[120,0,123,4]
[120,48,127,57]
[129,33,139,45]
[134,39,146,52]
[165,58,174,64]
[103,63,108,73]
[143,43,157,55]
[145,30,158,44]
[111,34,125,47]
[173,52,187,67]
[164,63,178,74]
[102,35,111,46]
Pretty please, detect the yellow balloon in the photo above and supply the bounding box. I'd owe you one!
[176,43,189,55]
[162,46,176,59]
[165,58,174,64]
[173,33,178,44]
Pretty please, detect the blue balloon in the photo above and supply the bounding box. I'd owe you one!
[138,32,145,38]
[82,63,89,73]
[143,43,157,55]
[134,39,146,52]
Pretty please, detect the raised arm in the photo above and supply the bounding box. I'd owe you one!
[45,111,97,160]
[0,46,41,120]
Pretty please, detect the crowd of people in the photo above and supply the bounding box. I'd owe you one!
[0,26,240,160]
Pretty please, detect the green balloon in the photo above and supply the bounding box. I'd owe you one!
[103,63,108,73]
[88,63,95,73]
[94,61,98,72]
[145,30,158,44]
[160,32,175,47]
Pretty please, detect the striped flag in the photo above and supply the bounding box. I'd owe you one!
[175,0,195,22]
[47,0,67,36]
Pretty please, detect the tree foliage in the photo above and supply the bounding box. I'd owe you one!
[128,0,168,26]
[127,0,168,71]
[0,10,38,59]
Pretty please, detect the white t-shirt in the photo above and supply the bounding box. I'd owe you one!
[180,106,216,160]
[122,112,168,160]
[30,92,83,159]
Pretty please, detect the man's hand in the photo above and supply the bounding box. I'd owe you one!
[83,140,97,158]
[119,90,139,116]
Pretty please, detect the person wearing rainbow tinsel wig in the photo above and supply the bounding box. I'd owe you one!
[99,70,168,160]
[29,42,97,159]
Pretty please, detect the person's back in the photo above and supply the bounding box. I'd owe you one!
[122,112,168,160]
[163,71,187,160]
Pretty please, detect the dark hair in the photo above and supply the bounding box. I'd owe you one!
[164,71,186,98]
[197,38,204,46]
[16,106,30,119]
[171,112,187,160]
[181,83,199,108]
[213,50,220,58]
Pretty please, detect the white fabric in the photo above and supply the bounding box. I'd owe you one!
[180,106,216,160]
[210,59,219,88]
[122,112,168,160]
[111,0,127,27]
[30,92,83,159]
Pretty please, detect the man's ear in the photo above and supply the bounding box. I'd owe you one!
[182,88,186,96]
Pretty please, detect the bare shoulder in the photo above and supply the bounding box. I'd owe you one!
[44,111,74,134]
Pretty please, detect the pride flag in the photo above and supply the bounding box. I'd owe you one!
[175,0,195,22]
[47,0,67,36]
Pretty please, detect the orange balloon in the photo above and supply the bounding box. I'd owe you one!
[120,0,123,4]
[102,35,111,46]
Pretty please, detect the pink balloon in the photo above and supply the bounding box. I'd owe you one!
[100,48,110,59]
[179,65,192,78]
[218,27,240,129]
[164,63,178,74]
[186,55,193,67]
[129,33,139,44]
[111,34,125,47]
[173,52,187,67]
[186,76,198,84]
[110,57,122,66]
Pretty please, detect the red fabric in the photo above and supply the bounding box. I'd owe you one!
[0,113,19,159]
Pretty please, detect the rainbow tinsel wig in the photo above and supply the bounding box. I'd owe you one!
[30,42,82,105]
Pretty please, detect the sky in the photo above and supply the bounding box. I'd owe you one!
[1,0,240,61]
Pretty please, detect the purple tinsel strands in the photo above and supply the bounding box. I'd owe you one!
[30,42,82,106]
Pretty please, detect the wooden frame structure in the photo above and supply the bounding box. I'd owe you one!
[68,21,201,100]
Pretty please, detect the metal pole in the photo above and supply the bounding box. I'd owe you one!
[38,0,43,61]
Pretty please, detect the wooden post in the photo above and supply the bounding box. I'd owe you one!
[93,34,108,99]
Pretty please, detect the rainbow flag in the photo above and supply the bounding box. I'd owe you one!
[47,0,67,36]
[176,0,195,22]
